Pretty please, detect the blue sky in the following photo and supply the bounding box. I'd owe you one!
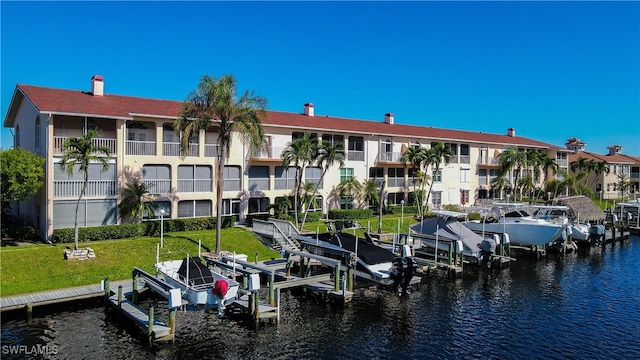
[2,1,639,155]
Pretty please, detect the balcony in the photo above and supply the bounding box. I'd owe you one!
[54,180,117,197]
[143,179,171,194]
[377,152,402,163]
[178,179,212,192]
[163,142,198,157]
[387,178,405,188]
[126,141,156,156]
[478,155,500,166]
[53,136,117,155]
[251,146,285,160]
[348,150,364,161]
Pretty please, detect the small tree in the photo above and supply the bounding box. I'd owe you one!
[59,129,111,250]
[362,179,380,210]
[0,148,45,211]
[281,133,319,228]
[119,178,158,223]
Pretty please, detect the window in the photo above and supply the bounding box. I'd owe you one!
[275,166,297,190]
[248,197,270,214]
[348,136,364,161]
[445,143,458,163]
[460,168,470,183]
[322,134,344,146]
[163,124,175,142]
[431,191,442,207]
[459,144,470,164]
[340,195,354,209]
[340,168,354,183]
[369,167,384,187]
[612,165,617,175]
[222,198,241,216]
[305,166,323,189]
[607,183,611,192]
[387,192,405,206]
[178,165,212,192]
[432,168,442,182]
[35,117,41,149]
[223,166,241,191]
[248,166,269,191]
[178,200,212,218]
[306,195,323,212]
[292,132,317,141]
[596,183,602,192]
[388,168,405,187]
[142,165,171,194]
[461,190,470,205]
[53,199,117,228]
[479,169,487,185]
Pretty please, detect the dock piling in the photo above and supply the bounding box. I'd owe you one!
[148,304,154,343]
[117,286,123,309]
[132,275,138,305]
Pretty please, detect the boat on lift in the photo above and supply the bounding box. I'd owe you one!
[463,203,567,247]
[531,205,590,244]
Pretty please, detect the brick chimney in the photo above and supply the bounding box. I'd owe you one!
[91,75,104,96]
[384,113,394,124]
[507,128,515,137]
[304,103,314,116]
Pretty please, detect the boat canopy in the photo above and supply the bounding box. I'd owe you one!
[411,217,484,248]
[177,257,216,286]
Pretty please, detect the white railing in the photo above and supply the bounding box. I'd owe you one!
[252,146,286,159]
[222,179,241,192]
[53,136,116,155]
[54,180,117,197]
[177,179,212,192]
[205,144,219,157]
[378,151,402,162]
[143,179,171,194]
[478,155,499,165]
[248,179,269,191]
[252,219,300,251]
[163,142,198,157]
[348,150,364,161]
[126,141,156,156]
[387,178,405,188]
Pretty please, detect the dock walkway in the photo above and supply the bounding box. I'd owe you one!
[1,279,131,312]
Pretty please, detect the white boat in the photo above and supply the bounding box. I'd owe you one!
[463,203,567,247]
[155,256,239,308]
[532,205,590,243]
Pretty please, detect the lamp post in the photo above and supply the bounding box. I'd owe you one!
[547,192,552,204]
[400,199,404,225]
[160,209,165,248]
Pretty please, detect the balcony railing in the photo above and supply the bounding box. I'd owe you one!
[348,150,364,161]
[205,144,219,158]
[53,136,117,155]
[387,178,405,188]
[378,152,402,163]
[163,142,198,157]
[178,179,212,192]
[251,146,285,159]
[143,179,171,194]
[222,179,241,192]
[54,180,117,197]
[248,179,269,191]
[126,141,156,156]
[478,156,500,165]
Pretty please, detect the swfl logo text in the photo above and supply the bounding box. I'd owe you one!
[2,344,59,355]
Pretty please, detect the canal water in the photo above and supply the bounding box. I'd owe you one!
[2,236,639,359]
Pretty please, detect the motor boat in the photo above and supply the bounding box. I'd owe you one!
[155,256,239,309]
[532,205,590,243]
[463,203,567,247]
[296,221,417,292]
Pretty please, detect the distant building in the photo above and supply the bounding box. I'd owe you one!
[4,75,567,241]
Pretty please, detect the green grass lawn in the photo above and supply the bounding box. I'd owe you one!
[0,227,279,297]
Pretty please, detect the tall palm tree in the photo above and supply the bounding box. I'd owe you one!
[59,129,111,250]
[337,177,362,209]
[176,74,267,254]
[281,133,319,228]
[300,140,345,229]
[497,146,528,197]
[119,178,158,223]
[490,175,510,200]
[425,142,453,206]
[539,154,558,201]
[401,145,428,216]
[591,161,610,190]
[557,168,588,196]
[362,179,380,210]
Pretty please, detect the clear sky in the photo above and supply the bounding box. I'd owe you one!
[2,1,639,156]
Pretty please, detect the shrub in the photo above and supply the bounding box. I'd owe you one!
[245,213,271,227]
[14,226,35,241]
[329,209,373,220]
[386,205,419,215]
[468,212,482,220]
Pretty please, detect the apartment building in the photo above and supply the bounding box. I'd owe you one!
[566,138,640,200]
[4,75,564,241]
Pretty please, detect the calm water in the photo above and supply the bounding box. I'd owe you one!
[2,236,639,360]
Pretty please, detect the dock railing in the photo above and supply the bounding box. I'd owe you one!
[252,219,300,251]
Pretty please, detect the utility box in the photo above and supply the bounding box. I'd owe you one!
[248,273,261,292]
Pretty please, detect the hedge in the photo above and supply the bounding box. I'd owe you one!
[50,216,236,244]
[328,209,373,220]
[386,205,420,215]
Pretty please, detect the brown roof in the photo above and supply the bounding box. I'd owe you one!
[7,83,559,149]
[556,196,605,222]
[568,151,639,165]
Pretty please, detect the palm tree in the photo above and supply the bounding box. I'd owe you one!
[337,177,362,209]
[425,142,453,206]
[591,161,610,190]
[59,129,111,251]
[538,154,558,201]
[557,168,588,196]
[490,175,510,200]
[300,140,345,229]
[269,196,292,219]
[401,145,428,216]
[497,146,528,197]
[176,74,267,254]
[119,178,158,223]
[362,179,380,210]
[281,133,319,228]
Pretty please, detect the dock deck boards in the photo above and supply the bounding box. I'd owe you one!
[108,296,172,340]
[1,279,131,312]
